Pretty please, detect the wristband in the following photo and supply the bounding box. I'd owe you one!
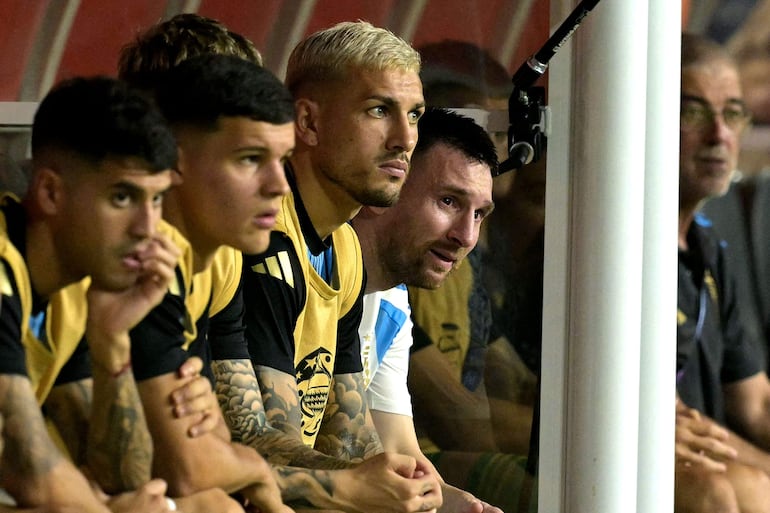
[111,360,132,378]
[92,358,132,379]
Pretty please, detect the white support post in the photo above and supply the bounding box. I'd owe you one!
[637,0,680,511]
[542,0,651,510]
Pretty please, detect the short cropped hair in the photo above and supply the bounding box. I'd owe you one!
[285,20,420,95]
[155,54,295,130]
[418,40,511,107]
[414,107,498,175]
[32,76,177,172]
[681,33,736,71]
[118,13,262,90]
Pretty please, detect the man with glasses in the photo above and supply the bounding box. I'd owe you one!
[674,33,770,512]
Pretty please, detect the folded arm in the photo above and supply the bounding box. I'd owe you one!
[136,370,283,512]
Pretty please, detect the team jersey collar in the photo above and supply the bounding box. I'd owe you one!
[285,161,332,257]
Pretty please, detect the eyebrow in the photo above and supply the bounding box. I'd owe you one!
[368,94,426,111]
[681,94,747,109]
[480,202,495,218]
[112,179,170,198]
[442,184,495,216]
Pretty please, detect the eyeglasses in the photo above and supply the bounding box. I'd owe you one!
[680,98,752,132]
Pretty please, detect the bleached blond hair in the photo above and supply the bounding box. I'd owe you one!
[286,20,420,95]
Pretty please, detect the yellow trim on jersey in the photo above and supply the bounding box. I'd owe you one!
[276,192,364,447]
[0,194,88,404]
[157,221,241,349]
[209,246,243,317]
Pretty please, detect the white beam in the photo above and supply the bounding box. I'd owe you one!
[637,0,679,510]
[18,0,80,101]
[163,0,201,18]
[542,0,650,510]
[262,0,317,78]
[491,0,536,66]
[384,0,428,42]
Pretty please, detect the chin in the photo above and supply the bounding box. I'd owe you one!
[240,236,270,256]
[91,273,137,292]
[414,274,443,290]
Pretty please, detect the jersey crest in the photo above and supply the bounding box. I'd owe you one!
[296,347,333,441]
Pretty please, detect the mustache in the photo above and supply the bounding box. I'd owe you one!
[696,148,729,160]
[378,152,410,166]
[431,244,468,261]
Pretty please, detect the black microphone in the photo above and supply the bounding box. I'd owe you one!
[496,0,602,175]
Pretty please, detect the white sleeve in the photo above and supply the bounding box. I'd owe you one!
[365,287,414,417]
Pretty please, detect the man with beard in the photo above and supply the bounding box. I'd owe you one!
[352,107,535,513]
[0,76,180,512]
[241,20,443,513]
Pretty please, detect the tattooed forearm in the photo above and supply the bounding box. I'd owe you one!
[45,379,92,465]
[0,375,65,500]
[273,466,337,509]
[86,367,152,493]
[212,359,353,469]
[314,373,383,461]
[212,359,270,440]
[254,364,304,435]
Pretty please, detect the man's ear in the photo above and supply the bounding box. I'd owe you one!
[171,145,185,186]
[294,98,320,146]
[32,167,63,216]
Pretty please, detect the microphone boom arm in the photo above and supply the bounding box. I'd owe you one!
[496,0,602,175]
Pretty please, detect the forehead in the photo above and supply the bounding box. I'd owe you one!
[74,158,172,190]
[334,66,424,104]
[409,143,492,196]
[681,60,742,105]
[211,117,295,152]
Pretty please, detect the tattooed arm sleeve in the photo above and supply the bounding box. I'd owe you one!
[86,364,153,493]
[47,372,153,494]
[269,454,441,513]
[314,372,384,461]
[0,262,106,510]
[44,378,92,466]
[212,358,352,469]
[0,374,109,511]
[44,339,93,466]
[44,335,153,493]
[314,288,383,460]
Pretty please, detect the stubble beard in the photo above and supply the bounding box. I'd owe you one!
[381,239,447,290]
[323,160,405,208]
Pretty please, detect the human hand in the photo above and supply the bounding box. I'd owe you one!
[241,462,294,513]
[174,488,246,513]
[439,483,503,513]
[675,399,737,472]
[339,452,443,513]
[171,357,220,438]
[86,233,180,372]
[106,479,175,513]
